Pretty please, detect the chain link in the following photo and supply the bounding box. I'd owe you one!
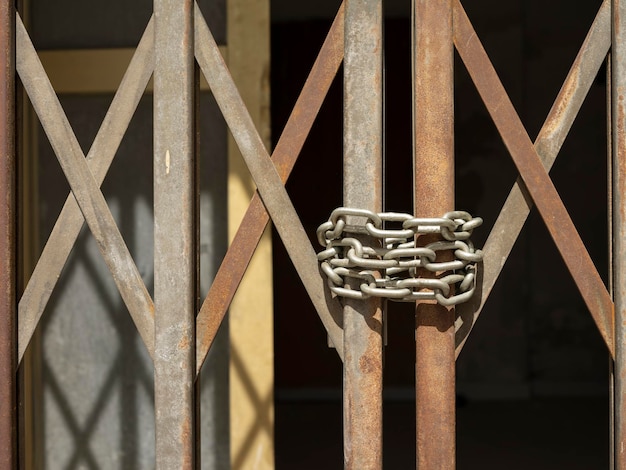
[316,208,484,306]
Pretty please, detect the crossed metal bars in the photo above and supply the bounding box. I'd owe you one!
[0,0,624,469]
[3,0,345,466]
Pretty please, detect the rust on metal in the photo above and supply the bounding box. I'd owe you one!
[342,0,383,468]
[455,0,612,357]
[15,15,156,358]
[0,0,16,466]
[195,2,345,374]
[607,49,615,470]
[612,0,626,465]
[607,35,616,470]
[17,17,156,364]
[194,3,345,367]
[454,0,615,357]
[153,0,196,468]
[413,0,456,468]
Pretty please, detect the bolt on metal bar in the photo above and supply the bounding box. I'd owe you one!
[611,0,626,465]
[153,0,196,468]
[0,0,16,467]
[342,0,383,468]
[455,0,611,358]
[194,2,345,373]
[17,17,155,364]
[454,0,615,357]
[413,0,456,468]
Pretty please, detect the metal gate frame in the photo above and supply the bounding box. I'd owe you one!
[0,0,624,468]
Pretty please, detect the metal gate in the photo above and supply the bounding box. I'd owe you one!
[1,0,623,468]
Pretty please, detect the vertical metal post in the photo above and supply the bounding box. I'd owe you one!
[413,0,456,468]
[612,0,626,467]
[154,0,196,468]
[0,0,16,467]
[343,0,384,469]
[607,45,615,469]
[193,60,201,469]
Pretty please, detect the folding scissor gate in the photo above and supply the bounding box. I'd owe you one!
[0,0,624,468]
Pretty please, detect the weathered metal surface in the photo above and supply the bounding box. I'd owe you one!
[153,0,196,468]
[193,31,201,469]
[453,0,615,357]
[0,0,16,467]
[342,0,383,468]
[194,3,345,362]
[17,17,156,364]
[612,0,626,465]
[455,0,612,357]
[317,209,483,304]
[15,15,156,358]
[195,2,345,373]
[607,52,615,470]
[413,0,456,468]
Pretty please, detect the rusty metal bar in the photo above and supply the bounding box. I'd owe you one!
[607,51,615,470]
[455,0,611,357]
[195,2,345,374]
[15,15,156,358]
[342,0,383,468]
[194,3,345,361]
[0,0,16,466]
[153,0,196,467]
[17,17,155,364]
[612,0,626,465]
[413,0,456,468]
[453,0,615,356]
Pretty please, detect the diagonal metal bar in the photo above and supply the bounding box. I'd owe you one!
[195,2,345,373]
[17,17,156,364]
[194,3,345,364]
[455,0,611,357]
[453,0,614,357]
[15,15,156,359]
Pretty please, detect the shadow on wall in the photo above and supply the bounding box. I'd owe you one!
[36,92,229,468]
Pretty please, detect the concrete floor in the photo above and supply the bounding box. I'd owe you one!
[276,397,609,469]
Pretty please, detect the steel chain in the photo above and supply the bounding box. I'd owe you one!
[316,208,484,306]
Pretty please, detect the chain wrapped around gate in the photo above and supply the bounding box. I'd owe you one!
[316,208,484,307]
